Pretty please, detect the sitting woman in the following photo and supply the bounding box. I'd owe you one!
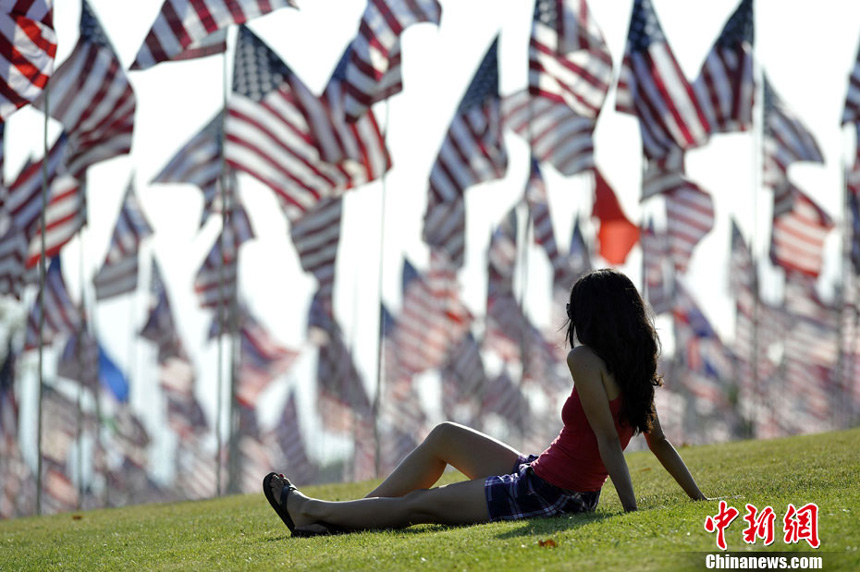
[264,268,707,536]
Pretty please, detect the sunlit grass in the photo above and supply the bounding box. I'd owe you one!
[2,428,858,571]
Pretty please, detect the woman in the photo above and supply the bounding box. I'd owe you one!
[264,269,707,536]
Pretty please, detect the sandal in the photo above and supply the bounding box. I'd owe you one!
[263,472,298,533]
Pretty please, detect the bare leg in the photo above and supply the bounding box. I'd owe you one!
[288,478,491,530]
[366,422,522,498]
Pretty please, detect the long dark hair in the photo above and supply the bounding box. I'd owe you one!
[565,269,663,434]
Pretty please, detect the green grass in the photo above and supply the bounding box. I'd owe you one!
[2,428,859,571]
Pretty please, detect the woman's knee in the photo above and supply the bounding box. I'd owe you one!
[424,421,466,450]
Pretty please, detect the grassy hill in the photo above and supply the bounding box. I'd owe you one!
[2,428,859,571]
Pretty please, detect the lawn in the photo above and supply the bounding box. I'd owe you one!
[2,428,858,571]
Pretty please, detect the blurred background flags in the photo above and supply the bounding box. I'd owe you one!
[93,180,154,300]
[150,112,224,228]
[341,0,442,123]
[423,37,507,268]
[762,75,825,216]
[236,309,298,407]
[34,1,135,178]
[288,196,343,308]
[0,0,57,122]
[131,0,297,70]
[23,257,81,351]
[303,47,392,184]
[693,0,755,134]
[843,35,860,125]
[615,0,710,159]
[529,0,612,120]
[225,26,359,221]
[769,186,834,279]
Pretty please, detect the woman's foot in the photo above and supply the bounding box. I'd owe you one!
[265,473,317,531]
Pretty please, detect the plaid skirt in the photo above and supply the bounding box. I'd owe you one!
[484,454,601,522]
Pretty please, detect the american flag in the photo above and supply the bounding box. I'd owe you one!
[289,196,342,307]
[423,37,507,268]
[641,218,672,315]
[93,181,153,300]
[342,0,442,122]
[503,91,595,176]
[665,181,715,273]
[729,219,784,438]
[301,47,392,178]
[24,257,81,351]
[150,112,224,227]
[849,187,860,275]
[440,332,486,422]
[34,1,135,178]
[140,258,184,362]
[4,132,66,239]
[307,290,372,430]
[843,35,860,125]
[393,256,467,375]
[615,0,710,159]
[525,160,562,274]
[769,186,833,278]
[131,0,296,70]
[236,309,298,407]
[641,145,687,200]
[0,226,26,298]
[0,0,56,121]
[0,342,18,439]
[56,325,99,392]
[110,405,152,469]
[529,0,612,119]
[225,27,386,222]
[25,174,84,269]
[672,282,735,411]
[481,370,530,433]
[268,390,315,485]
[377,304,427,471]
[487,206,518,303]
[550,216,591,326]
[193,196,254,310]
[693,0,755,133]
[762,75,824,216]
[591,168,639,265]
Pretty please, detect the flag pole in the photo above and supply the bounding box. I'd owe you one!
[372,100,391,479]
[838,136,853,429]
[750,55,764,440]
[75,229,87,508]
[214,28,231,497]
[35,85,50,517]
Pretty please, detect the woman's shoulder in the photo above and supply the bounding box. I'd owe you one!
[566,345,608,375]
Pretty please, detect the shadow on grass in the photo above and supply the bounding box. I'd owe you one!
[261,512,612,543]
[493,512,612,539]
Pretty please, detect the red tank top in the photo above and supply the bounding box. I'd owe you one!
[530,386,634,492]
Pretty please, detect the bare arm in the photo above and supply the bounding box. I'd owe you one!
[644,412,707,501]
[568,348,637,512]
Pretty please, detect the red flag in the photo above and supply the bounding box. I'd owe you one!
[591,169,638,264]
